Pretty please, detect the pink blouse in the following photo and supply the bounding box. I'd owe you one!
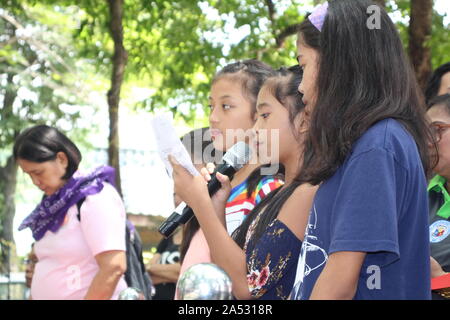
[31,183,128,300]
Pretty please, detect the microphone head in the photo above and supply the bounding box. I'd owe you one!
[222,141,252,170]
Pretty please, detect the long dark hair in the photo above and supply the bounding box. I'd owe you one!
[233,66,305,249]
[13,125,81,180]
[297,0,433,185]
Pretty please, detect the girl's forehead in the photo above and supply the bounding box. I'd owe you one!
[297,43,316,59]
[256,85,273,104]
[258,82,286,106]
[213,74,244,88]
[211,76,248,100]
[262,77,285,93]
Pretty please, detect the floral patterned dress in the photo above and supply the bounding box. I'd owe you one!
[244,217,302,300]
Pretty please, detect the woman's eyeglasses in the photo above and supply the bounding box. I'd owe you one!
[430,123,450,143]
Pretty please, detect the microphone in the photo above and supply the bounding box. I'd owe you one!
[159,141,252,238]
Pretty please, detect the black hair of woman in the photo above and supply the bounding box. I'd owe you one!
[297,0,434,185]
[13,124,81,180]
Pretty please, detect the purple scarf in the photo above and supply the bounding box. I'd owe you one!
[19,165,117,241]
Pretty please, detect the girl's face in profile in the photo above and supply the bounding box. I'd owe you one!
[253,84,304,165]
[208,77,256,152]
[18,152,68,196]
[296,36,320,116]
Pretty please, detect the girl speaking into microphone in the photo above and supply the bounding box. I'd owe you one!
[170,67,317,300]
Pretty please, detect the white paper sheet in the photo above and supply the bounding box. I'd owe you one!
[151,113,199,178]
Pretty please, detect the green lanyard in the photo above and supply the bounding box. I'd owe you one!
[428,175,450,219]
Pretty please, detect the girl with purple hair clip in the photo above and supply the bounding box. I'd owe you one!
[291,0,433,300]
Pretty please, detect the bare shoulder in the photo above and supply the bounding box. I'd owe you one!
[277,184,319,240]
[287,183,319,203]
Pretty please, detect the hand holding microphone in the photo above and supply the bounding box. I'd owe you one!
[200,163,232,215]
[160,141,252,238]
[168,155,214,211]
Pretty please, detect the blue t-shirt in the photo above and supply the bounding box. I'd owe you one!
[291,119,431,300]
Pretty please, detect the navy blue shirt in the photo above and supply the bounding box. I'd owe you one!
[291,119,431,300]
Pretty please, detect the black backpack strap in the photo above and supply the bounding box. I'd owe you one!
[76,197,86,221]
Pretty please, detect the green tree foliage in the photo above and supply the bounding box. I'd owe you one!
[212,0,304,66]
[3,0,450,127]
[387,0,450,69]
[18,0,449,123]
[429,8,450,68]
[0,3,89,150]
[32,0,310,123]
[34,0,224,122]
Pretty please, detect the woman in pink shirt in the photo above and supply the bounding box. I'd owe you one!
[14,125,127,300]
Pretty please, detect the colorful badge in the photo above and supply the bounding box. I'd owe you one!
[430,220,450,243]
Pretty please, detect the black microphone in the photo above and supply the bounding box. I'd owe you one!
[159,141,252,238]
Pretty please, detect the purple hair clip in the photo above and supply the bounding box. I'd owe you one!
[308,2,329,32]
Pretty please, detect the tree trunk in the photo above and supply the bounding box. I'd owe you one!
[106,0,128,196]
[0,72,19,273]
[0,156,19,274]
[408,0,433,90]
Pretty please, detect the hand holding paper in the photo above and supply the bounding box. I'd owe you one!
[151,113,199,178]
